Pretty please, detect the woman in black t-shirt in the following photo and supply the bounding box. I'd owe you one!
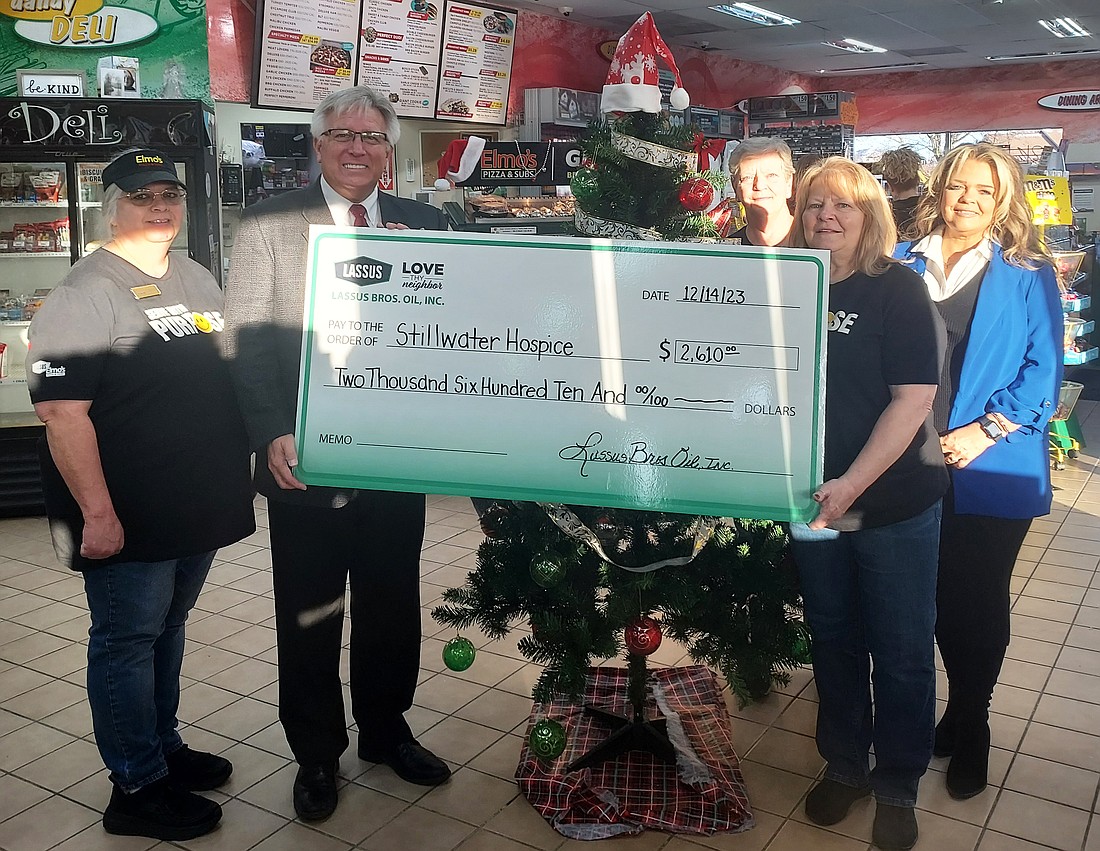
[787,158,947,851]
[27,150,255,842]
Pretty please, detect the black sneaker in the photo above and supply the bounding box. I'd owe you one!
[103,777,222,841]
[166,745,233,791]
[804,778,872,826]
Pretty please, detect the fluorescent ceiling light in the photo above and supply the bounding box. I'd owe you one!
[987,48,1100,60]
[1038,18,1091,38]
[709,3,800,26]
[822,38,887,53]
[820,62,927,72]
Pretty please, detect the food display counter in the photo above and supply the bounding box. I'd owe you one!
[443,140,581,234]
[444,193,575,234]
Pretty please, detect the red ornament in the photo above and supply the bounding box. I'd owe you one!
[625,616,663,656]
[707,198,738,238]
[678,178,714,212]
[479,502,511,538]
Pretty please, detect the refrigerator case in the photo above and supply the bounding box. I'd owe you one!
[0,98,221,516]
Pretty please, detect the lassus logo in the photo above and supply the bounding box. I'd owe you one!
[336,255,393,286]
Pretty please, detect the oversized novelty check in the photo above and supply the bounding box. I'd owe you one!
[295,228,828,521]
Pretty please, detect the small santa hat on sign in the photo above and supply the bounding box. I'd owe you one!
[602,11,689,114]
[434,136,486,190]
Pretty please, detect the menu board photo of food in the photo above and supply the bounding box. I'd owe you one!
[255,0,517,121]
[255,0,360,111]
[358,0,446,119]
[434,0,516,125]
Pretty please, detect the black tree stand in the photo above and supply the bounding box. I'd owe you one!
[566,652,676,772]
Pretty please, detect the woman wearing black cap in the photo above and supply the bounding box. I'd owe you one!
[26,149,254,840]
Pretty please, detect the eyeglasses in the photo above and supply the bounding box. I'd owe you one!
[322,129,389,146]
[123,188,187,206]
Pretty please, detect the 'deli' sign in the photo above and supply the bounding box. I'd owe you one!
[0,0,210,100]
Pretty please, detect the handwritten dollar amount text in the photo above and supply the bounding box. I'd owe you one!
[659,340,740,364]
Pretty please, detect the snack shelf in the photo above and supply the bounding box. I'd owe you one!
[0,252,70,258]
[1062,294,1091,311]
[0,202,68,208]
[1068,319,1097,337]
[1065,347,1099,365]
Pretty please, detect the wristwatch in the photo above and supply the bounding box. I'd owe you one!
[977,414,1006,442]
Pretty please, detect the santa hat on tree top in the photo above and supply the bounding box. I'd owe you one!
[434,136,487,190]
[602,11,689,114]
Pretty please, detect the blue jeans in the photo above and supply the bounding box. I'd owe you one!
[82,552,214,792]
[791,501,940,806]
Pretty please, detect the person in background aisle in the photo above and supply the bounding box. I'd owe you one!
[26,149,256,841]
[895,142,1062,801]
[879,147,924,240]
[728,136,796,246]
[791,153,826,212]
[789,157,948,851]
[221,85,451,824]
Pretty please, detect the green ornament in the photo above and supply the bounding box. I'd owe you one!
[529,718,567,760]
[569,167,599,205]
[530,553,566,588]
[793,632,812,665]
[442,636,476,672]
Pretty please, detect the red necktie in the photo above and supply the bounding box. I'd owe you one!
[350,203,369,227]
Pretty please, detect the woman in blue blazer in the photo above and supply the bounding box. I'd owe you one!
[894,143,1063,801]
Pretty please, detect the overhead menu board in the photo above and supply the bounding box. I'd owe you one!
[358,0,444,119]
[255,0,360,112]
[254,0,516,125]
[435,2,517,125]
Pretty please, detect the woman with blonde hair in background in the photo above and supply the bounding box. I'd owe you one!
[789,157,947,851]
[895,143,1062,801]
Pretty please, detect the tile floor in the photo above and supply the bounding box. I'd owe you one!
[1,405,1100,851]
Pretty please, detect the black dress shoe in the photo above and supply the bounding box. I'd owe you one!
[166,745,233,791]
[359,741,452,786]
[293,762,338,821]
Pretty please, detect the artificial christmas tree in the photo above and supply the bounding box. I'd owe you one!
[430,13,808,836]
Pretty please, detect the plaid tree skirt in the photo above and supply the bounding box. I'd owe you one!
[516,665,755,840]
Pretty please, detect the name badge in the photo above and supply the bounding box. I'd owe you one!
[130,285,162,300]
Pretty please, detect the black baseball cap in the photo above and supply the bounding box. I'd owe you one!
[102,149,184,191]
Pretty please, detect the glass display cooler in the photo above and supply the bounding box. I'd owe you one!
[0,98,221,515]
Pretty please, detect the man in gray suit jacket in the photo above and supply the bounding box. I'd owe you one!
[222,86,450,823]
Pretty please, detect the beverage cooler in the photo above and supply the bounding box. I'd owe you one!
[0,98,220,516]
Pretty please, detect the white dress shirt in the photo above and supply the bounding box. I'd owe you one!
[320,178,381,227]
[909,230,993,302]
